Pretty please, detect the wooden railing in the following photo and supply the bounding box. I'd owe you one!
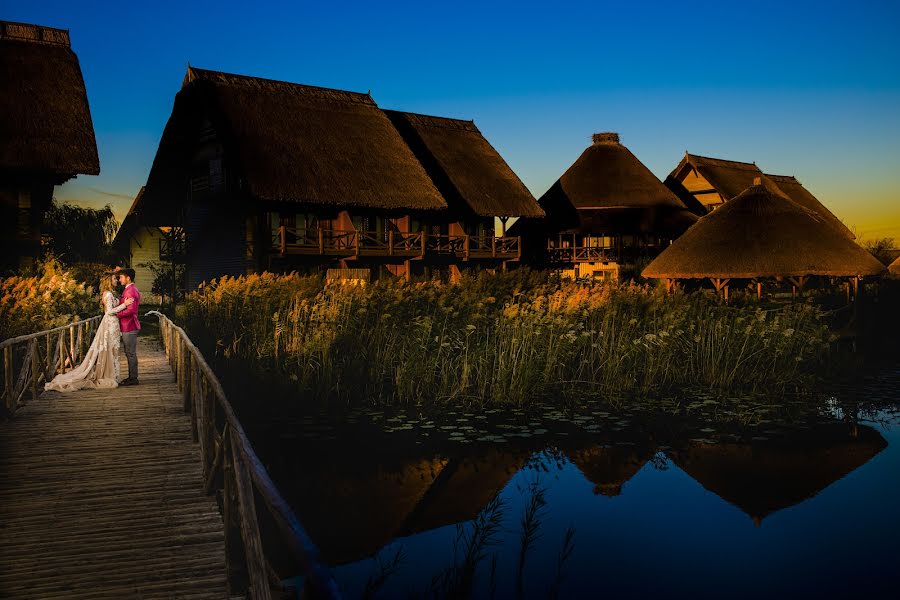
[273,227,521,261]
[547,244,618,264]
[1,315,103,418]
[155,313,341,599]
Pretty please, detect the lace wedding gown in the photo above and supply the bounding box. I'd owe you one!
[45,291,128,392]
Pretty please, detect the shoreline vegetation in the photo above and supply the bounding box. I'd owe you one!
[181,270,835,408]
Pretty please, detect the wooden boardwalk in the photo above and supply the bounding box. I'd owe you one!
[0,337,233,599]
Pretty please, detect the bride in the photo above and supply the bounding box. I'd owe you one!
[45,272,134,392]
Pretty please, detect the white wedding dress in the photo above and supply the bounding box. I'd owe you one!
[45,291,128,392]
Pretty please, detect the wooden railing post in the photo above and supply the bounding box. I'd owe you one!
[222,433,249,593]
[421,231,427,257]
[318,228,324,255]
[388,230,394,256]
[279,226,286,256]
[3,346,12,413]
[190,361,199,442]
[182,350,192,412]
[31,339,39,402]
[230,432,273,600]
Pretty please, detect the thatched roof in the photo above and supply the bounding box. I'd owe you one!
[642,181,885,279]
[667,423,886,522]
[890,255,900,275]
[535,133,698,236]
[673,153,762,202]
[385,111,543,218]
[144,67,446,213]
[672,153,855,239]
[0,21,99,178]
[663,175,707,216]
[765,174,854,239]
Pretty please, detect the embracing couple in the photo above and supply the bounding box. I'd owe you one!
[45,268,141,393]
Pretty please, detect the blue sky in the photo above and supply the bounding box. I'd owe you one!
[8,0,900,239]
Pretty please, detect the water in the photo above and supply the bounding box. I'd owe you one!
[247,367,900,598]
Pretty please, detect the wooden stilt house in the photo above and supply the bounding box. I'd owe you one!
[511,133,698,281]
[669,153,854,239]
[141,67,541,288]
[0,21,99,273]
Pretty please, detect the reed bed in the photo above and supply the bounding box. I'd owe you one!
[183,270,832,407]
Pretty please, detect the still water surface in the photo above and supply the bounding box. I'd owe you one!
[251,367,900,598]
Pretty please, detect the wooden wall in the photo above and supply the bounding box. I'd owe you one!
[678,169,722,209]
[127,226,165,303]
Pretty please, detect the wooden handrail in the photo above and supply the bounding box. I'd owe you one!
[1,315,103,417]
[152,312,341,599]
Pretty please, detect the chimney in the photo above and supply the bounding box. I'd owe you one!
[592,132,620,144]
[753,177,762,185]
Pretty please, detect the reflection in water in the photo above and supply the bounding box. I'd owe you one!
[270,418,886,572]
[667,423,887,524]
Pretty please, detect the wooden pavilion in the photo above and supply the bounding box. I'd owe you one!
[642,179,885,297]
[0,21,99,273]
[141,67,541,288]
[511,133,698,281]
[669,152,854,239]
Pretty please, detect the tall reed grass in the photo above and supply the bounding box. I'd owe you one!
[183,270,832,407]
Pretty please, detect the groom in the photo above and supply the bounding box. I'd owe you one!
[116,268,141,386]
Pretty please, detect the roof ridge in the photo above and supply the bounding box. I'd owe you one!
[764,173,799,182]
[686,152,760,170]
[390,110,479,132]
[183,66,375,105]
[0,20,70,47]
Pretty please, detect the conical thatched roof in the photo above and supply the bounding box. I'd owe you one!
[765,174,854,240]
[0,21,99,178]
[890,255,900,275]
[144,67,447,215]
[642,181,885,279]
[667,423,886,522]
[385,111,544,218]
[535,133,698,235]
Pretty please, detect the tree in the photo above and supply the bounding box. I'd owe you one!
[42,199,118,265]
[864,237,896,266]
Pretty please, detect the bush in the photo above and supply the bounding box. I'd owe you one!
[0,257,97,341]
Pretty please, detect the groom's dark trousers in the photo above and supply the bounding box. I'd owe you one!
[123,331,138,380]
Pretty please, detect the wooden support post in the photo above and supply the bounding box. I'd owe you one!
[222,435,249,594]
[464,235,470,259]
[492,235,497,258]
[230,433,273,600]
[318,228,324,255]
[3,346,12,413]
[757,281,762,301]
[182,351,192,412]
[421,231,427,257]
[724,285,729,302]
[31,339,39,402]
[58,331,65,374]
[279,225,286,255]
[388,229,394,256]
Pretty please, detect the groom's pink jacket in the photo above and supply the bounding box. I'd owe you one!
[118,284,141,333]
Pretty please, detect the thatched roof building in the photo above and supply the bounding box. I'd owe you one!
[642,180,885,279]
[890,255,900,275]
[0,21,99,179]
[667,423,886,523]
[385,111,543,219]
[143,66,447,219]
[534,133,698,236]
[670,153,854,239]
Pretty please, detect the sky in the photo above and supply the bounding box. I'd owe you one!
[8,0,900,241]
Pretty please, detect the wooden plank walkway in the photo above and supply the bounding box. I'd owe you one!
[0,336,233,599]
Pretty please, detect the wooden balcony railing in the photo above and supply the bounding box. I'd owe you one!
[547,245,619,264]
[273,227,521,261]
[1,315,103,417]
[156,313,341,599]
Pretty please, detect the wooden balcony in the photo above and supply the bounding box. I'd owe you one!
[273,227,521,261]
[547,244,618,264]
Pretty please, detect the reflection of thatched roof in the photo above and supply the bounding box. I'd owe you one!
[398,448,527,535]
[536,133,697,236]
[144,67,447,216]
[667,423,886,522]
[385,111,543,218]
[672,154,854,239]
[0,21,99,178]
[643,182,885,279]
[567,444,653,497]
